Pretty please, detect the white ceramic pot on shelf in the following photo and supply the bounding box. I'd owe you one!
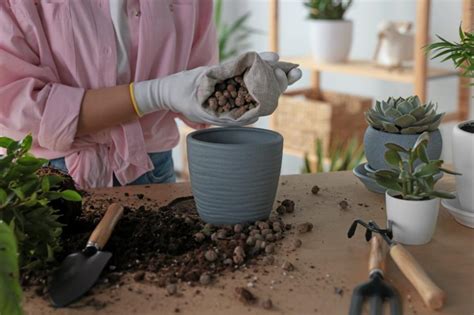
[309,19,353,63]
[452,120,474,212]
[385,191,440,245]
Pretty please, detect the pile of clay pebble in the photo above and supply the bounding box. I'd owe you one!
[204,75,258,117]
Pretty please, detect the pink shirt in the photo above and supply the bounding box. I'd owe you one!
[0,0,218,188]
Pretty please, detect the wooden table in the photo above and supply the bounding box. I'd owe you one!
[24,172,474,315]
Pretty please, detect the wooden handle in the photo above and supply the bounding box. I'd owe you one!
[390,244,446,310]
[368,235,386,274]
[88,203,124,250]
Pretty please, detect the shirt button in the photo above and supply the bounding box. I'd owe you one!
[103,47,111,56]
[134,10,141,17]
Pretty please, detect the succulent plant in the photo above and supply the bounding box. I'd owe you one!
[365,96,444,134]
[373,132,459,201]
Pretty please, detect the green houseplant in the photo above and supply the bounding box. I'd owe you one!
[427,25,474,215]
[214,0,261,61]
[302,138,365,173]
[363,96,444,171]
[373,132,459,245]
[0,134,82,313]
[0,220,23,315]
[427,25,473,85]
[304,0,353,62]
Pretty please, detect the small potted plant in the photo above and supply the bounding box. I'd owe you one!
[427,26,473,212]
[304,0,353,63]
[374,132,460,245]
[364,95,444,170]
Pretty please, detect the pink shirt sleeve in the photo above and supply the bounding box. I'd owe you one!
[0,2,84,152]
[187,0,219,68]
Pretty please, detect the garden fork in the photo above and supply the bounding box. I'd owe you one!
[349,234,402,315]
[348,219,445,311]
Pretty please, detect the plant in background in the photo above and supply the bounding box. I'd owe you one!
[0,220,23,315]
[214,0,261,61]
[0,135,82,270]
[304,0,352,20]
[302,137,365,173]
[365,96,444,134]
[373,132,459,200]
[427,25,473,86]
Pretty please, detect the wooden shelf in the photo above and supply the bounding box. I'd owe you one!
[284,56,458,83]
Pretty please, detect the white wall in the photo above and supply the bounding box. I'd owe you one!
[174,0,473,176]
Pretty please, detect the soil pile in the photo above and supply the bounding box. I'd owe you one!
[24,197,292,294]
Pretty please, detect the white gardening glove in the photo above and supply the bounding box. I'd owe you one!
[133,52,302,126]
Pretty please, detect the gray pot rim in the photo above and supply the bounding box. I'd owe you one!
[187,127,283,149]
[367,125,439,136]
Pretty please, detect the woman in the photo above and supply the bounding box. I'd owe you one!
[0,0,301,188]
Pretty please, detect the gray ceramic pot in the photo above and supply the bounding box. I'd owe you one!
[364,127,442,170]
[187,127,283,225]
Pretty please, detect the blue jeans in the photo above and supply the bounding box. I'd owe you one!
[48,151,176,186]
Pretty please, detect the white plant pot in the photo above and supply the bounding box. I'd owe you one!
[309,19,353,63]
[452,120,474,212]
[386,192,440,245]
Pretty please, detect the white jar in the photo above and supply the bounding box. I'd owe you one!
[309,19,353,63]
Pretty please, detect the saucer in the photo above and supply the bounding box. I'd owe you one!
[353,163,385,194]
[441,193,474,228]
[364,163,377,174]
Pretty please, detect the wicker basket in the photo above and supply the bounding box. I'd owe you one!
[271,88,372,159]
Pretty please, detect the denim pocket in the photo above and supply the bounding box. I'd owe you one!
[145,151,176,184]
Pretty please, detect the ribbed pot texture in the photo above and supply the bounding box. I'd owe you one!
[187,127,283,225]
[364,127,442,170]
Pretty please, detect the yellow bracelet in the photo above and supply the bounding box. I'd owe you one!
[129,82,143,117]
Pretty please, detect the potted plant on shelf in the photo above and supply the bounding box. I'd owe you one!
[304,0,353,63]
[374,132,460,245]
[427,25,473,213]
[364,95,444,171]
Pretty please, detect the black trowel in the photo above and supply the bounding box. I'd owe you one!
[49,203,124,307]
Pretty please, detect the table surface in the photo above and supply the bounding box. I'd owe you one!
[24,172,474,315]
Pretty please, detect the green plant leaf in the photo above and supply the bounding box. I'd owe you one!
[375,177,402,192]
[41,177,50,193]
[11,188,25,201]
[0,188,7,206]
[0,137,14,149]
[414,161,442,177]
[416,144,429,163]
[0,221,23,315]
[316,138,324,173]
[409,106,426,119]
[19,134,32,152]
[374,169,399,179]
[60,190,82,202]
[394,114,417,128]
[384,149,402,167]
[302,153,312,174]
[382,122,399,133]
[413,132,430,150]
[429,191,456,199]
[439,167,462,175]
[384,143,408,152]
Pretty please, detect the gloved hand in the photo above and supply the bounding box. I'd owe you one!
[132,52,302,126]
